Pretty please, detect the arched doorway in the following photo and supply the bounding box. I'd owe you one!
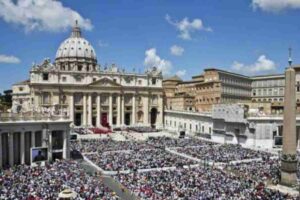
[150,107,157,128]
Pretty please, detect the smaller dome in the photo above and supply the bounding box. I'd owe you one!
[55,21,97,61]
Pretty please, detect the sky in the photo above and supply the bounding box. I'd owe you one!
[1,0,300,93]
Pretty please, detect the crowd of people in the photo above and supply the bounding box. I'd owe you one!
[71,136,216,153]
[66,136,298,199]
[146,136,215,148]
[115,166,295,200]
[0,160,119,199]
[175,144,272,163]
[71,139,151,153]
[224,158,281,184]
[86,149,197,171]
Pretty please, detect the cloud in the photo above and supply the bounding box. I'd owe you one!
[170,45,184,56]
[0,0,93,32]
[165,14,212,40]
[231,55,276,74]
[98,40,109,47]
[0,54,20,64]
[175,69,186,77]
[144,48,172,75]
[252,0,300,12]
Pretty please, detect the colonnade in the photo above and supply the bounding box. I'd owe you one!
[0,129,69,168]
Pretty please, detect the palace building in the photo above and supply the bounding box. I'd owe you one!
[11,22,164,128]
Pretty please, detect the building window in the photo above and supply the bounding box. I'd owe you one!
[152,78,157,85]
[43,73,49,81]
[113,79,117,83]
[19,87,23,91]
[138,80,142,85]
[78,65,82,71]
[62,76,67,82]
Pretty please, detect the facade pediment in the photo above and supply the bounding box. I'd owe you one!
[88,77,121,87]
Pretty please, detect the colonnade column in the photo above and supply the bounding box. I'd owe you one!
[83,94,87,126]
[87,94,92,126]
[42,128,48,147]
[117,94,121,126]
[121,94,125,125]
[31,132,35,148]
[62,130,68,159]
[109,94,113,126]
[143,96,149,125]
[96,95,101,127]
[20,132,25,164]
[132,94,136,125]
[48,131,52,161]
[0,134,2,168]
[69,94,74,122]
[8,132,14,167]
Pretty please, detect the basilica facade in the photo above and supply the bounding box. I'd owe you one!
[11,22,164,128]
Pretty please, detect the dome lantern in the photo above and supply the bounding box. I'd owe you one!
[71,20,81,38]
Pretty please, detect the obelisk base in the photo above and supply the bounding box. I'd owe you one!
[281,154,298,186]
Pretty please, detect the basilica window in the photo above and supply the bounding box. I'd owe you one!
[42,92,50,104]
[152,95,158,105]
[62,95,67,104]
[62,76,67,82]
[78,65,82,71]
[152,78,157,85]
[74,93,83,104]
[43,73,49,81]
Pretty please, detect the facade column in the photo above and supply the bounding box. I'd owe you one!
[132,94,136,125]
[158,95,164,128]
[83,94,87,126]
[117,94,121,126]
[87,94,92,126]
[96,94,101,127]
[143,96,149,125]
[109,94,113,126]
[121,94,125,125]
[0,133,2,168]
[20,132,25,164]
[69,94,74,122]
[8,132,14,167]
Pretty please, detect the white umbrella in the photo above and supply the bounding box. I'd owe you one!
[58,189,77,199]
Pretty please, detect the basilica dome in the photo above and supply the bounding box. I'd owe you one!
[55,21,97,61]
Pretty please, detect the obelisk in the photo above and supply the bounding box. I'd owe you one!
[281,49,297,186]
